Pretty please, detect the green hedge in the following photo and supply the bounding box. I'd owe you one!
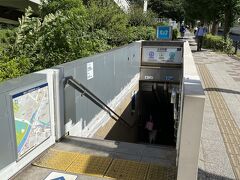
[203,34,233,54]
[172,28,179,40]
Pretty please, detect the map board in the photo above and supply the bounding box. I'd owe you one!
[142,46,183,64]
[12,83,51,158]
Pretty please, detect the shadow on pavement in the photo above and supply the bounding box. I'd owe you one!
[198,168,234,180]
[228,55,240,61]
[192,49,208,53]
[205,87,240,95]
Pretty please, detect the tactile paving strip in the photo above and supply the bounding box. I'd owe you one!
[146,164,177,180]
[104,159,149,180]
[66,154,112,177]
[197,64,240,179]
[32,149,78,171]
[33,148,177,179]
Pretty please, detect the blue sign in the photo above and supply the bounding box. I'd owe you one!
[52,177,65,180]
[148,51,155,59]
[156,26,172,40]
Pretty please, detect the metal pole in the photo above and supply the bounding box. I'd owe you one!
[143,0,148,13]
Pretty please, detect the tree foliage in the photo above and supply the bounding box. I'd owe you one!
[148,0,184,22]
[0,0,156,82]
[128,5,157,27]
[184,0,240,38]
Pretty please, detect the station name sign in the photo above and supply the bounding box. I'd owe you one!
[142,46,182,64]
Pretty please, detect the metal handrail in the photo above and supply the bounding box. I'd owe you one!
[64,76,132,128]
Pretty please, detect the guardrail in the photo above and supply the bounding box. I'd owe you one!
[233,41,240,54]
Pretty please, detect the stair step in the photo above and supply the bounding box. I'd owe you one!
[53,136,176,167]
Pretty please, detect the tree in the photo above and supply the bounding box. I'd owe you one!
[183,0,240,38]
[128,5,156,26]
[222,0,240,39]
[184,0,224,34]
[0,0,157,82]
[148,0,184,22]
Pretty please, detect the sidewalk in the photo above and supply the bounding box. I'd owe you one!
[186,32,240,180]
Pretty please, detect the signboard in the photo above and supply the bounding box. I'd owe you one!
[142,46,182,64]
[156,26,172,40]
[12,83,51,158]
[87,62,94,80]
[45,172,77,180]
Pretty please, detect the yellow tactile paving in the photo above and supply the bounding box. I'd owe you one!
[33,148,178,179]
[105,159,149,180]
[66,154,112,177]
[32,149,78,171]
[146,164,177,180]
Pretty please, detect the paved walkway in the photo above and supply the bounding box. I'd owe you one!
[186,33,240,179]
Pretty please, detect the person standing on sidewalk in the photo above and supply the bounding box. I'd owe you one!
[196,24,206,51]
[180,25,186,38]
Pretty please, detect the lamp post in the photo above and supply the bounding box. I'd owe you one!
[143,0,148,13]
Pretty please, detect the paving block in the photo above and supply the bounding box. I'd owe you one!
[66,154,112,177]
[32,149,78,171]
[146,164,177,180]
[105,159,149,180]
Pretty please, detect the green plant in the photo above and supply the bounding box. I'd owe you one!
[0,55,32,82]
[128,5,157,27]
[0,0,158,83]
[153,21,169,29]
[203,34,233,53]
[172,28,179,40]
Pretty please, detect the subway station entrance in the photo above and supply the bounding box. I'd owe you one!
[103,41,183,148]
[0,40,204,180]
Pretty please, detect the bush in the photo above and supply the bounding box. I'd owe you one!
[128,5,157,27]
[153,21,169,29]
[127,26,156,42]
[0,55,32,81]
[172,28,179,40]
[0,0,158,82]
[0,28,15,51]
[203,34,233,54]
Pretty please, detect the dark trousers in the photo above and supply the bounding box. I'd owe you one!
[197,36,203,51]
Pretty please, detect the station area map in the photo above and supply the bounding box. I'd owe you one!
[12,83,51,158]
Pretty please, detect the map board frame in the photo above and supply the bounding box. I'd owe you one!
[10,82,51,159]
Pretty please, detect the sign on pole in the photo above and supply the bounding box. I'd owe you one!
[156,26,173,40]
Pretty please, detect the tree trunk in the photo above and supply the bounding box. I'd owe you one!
[211,20,218,35]
[223,7,232,40]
